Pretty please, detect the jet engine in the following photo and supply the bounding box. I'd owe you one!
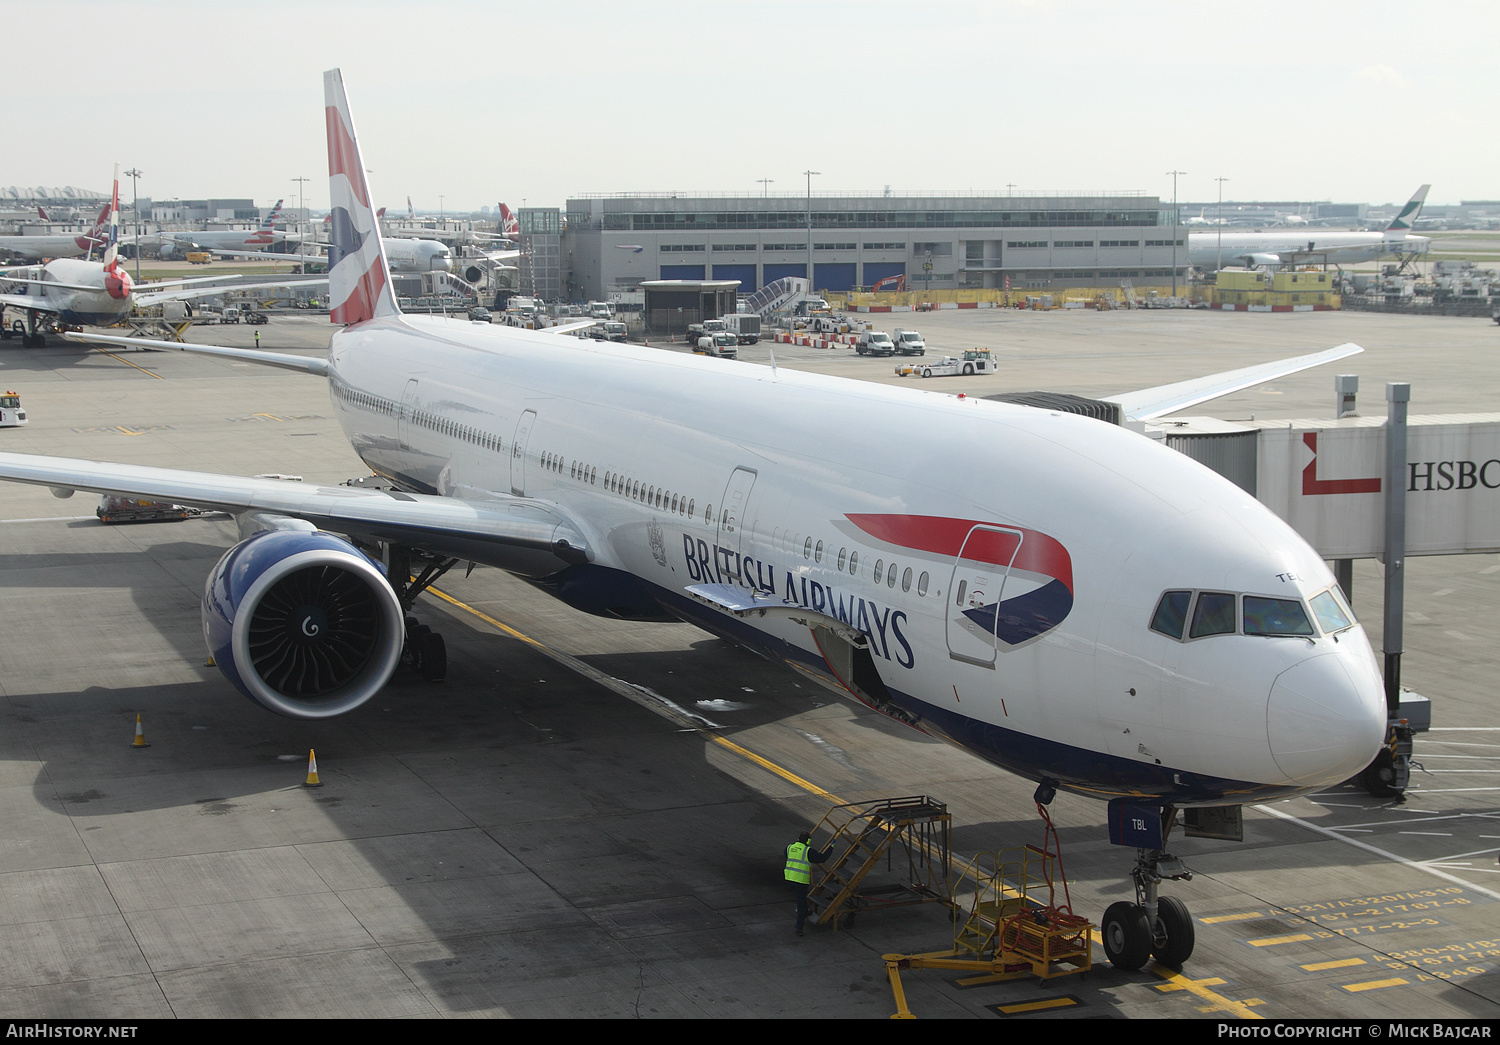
[202,529,405,718]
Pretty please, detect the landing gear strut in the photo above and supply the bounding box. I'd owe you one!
[1102,805,1196,971]
[385,544,458,683]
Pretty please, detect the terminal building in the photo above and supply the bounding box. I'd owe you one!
[564,192,1187,301]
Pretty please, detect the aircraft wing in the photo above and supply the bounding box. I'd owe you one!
[1104,343,1363,421]
[0,292,63,314]
[62,331,328,375]
[135,277,329,306]
[0,452,591,577]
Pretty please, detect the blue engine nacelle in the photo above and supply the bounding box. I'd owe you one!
[202,529,405,718]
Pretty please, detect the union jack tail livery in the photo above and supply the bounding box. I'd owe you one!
[101,165,132,301]
[324,68,398,325]
[499,203,519,238]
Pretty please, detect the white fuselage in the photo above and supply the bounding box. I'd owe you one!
[0,232,104,261]
[382,237,452,273]
[3,257,131,326]
[1189,230,1430,269]
[321,315,1388,805]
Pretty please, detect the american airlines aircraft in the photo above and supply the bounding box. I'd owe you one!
[1188,185,1431,270]
[131,200,291,259]
[0,71,1388,972]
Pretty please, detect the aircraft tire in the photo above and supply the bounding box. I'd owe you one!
[1359,747,1402,797]
[1151,896,1195,967]
[921,369,931,378]
[963,363,974,375]
[1102,901,1151,971]
[419,632,447,682]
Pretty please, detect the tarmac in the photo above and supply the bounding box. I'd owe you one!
[0,308,1498,1019]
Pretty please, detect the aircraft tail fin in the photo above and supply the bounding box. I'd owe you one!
[262,199,285,229]
[499,203,519,238]
[407,196,414,220]
[37,206,49,221]
[1385,185,1430,234]
[324,68,399,325]
[102,166,121,270]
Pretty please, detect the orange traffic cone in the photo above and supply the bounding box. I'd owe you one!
[303,749,322,787]
[131,713,150,749]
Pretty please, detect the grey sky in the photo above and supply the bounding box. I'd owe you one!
[8,0,1495,213]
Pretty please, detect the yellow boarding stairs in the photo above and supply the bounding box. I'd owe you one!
[805,796,953,930]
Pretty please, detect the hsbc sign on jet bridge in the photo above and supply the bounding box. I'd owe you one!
[1156,412,1500,559]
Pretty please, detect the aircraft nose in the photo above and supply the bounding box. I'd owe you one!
[1266,651,1386,786]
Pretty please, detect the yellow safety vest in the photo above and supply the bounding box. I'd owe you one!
[785,841,812,884]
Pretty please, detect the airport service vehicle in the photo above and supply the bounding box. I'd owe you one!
[723,312,760,345]
[855,331,897,356]
[221,306,241,324]
[694,331,738,358]
[892,329,926,356]
[899,349,996,378]
[0,391,26,427]
[245,310,268,325]
[96,494,196,523]
[468,307,493,323]
[600,320,627,342]
[588,301,613,319]
[685,317,729,344]
[0,71,1387,975]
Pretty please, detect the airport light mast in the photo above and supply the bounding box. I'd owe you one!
[291,176,310,252]
[804,170,820,293]
[1166,170,1186,297]
[1216,176,1229,273]
[757,178,774,198]
[124,167,142,281]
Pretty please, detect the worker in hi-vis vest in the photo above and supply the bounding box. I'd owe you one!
[785,830,831,936]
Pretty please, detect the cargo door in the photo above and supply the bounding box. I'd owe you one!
[945,525,1024,668]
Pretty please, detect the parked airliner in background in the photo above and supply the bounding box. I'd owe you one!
[224,218,455,273]
[0,173,324,346]
[0,203,110,261]
[1188,184,1431,270]
[129,200,291,259]
[0,71,1387,973]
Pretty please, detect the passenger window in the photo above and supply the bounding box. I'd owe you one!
[956,579,966,606]
[917,571,929,596]
[1243,596,1314,637]
[1310,589,1355,634]
[804,537,813,559]
[814,541,823,563]
[1150,590,1191,640]
[874,560,884,585]
[1189,592,1237,638]
[902,567,912,593]
[887,565,897,589]
[848,551,858,575]
[837,548,847,571]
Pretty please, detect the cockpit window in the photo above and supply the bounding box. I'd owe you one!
[1189,592,1237,638]
[1150,591,1191,640]
[1243,596,1314,637]
[1310,589,1355,634]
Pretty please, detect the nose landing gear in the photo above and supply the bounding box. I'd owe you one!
[1101,806,1196,970]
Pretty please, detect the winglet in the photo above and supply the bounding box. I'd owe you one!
[1385,185,1430,234]
[324,68,399,325]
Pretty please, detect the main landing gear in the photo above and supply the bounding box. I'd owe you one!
[385,545,458,683]
[1102,806,1196,971]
